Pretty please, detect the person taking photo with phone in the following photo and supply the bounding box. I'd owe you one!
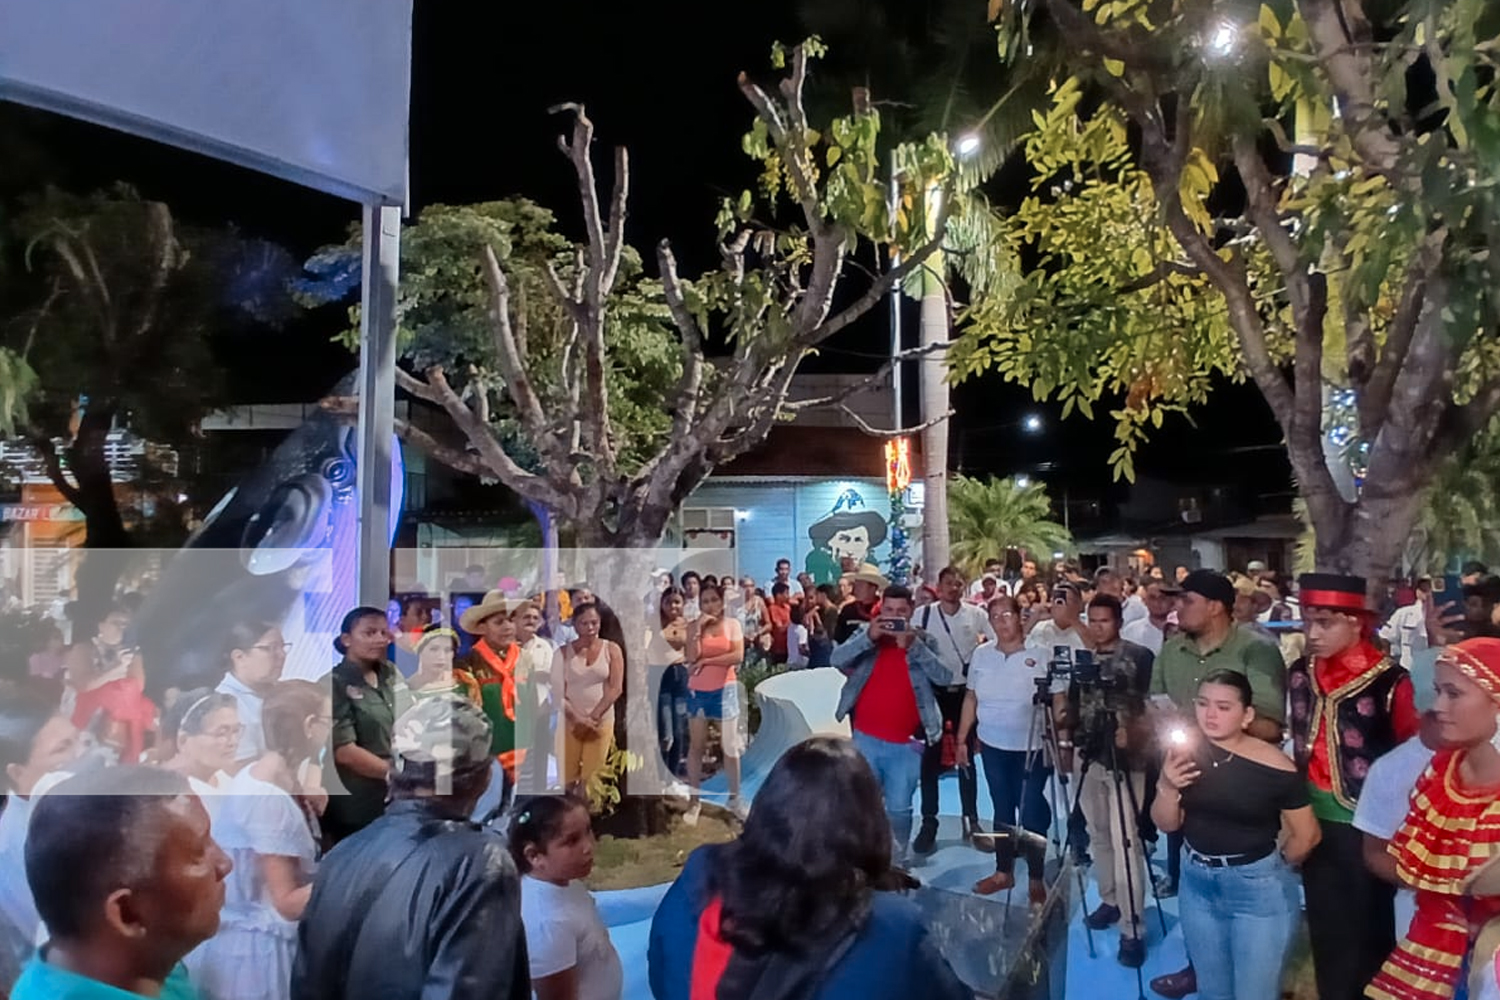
[832,582,952,867]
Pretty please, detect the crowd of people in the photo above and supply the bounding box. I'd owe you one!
[0,553,1499,1000]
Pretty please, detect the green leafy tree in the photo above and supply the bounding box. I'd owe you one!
[2,186,290,619]
[948,473,1072,579]
[956,0,1500,588]
[1403,416,1500,575]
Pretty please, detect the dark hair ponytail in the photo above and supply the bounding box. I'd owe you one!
[506,794,590,873]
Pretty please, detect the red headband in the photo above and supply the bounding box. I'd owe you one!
[1301,589,1370,613]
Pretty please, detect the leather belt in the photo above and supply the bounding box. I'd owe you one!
[1185,844,1275,868]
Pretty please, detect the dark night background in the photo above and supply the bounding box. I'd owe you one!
[0,0,1293,531]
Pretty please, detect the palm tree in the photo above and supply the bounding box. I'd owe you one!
[948,474,1072,580]
[797,0,1059,574]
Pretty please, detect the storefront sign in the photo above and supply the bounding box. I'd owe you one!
[0,504,84,522]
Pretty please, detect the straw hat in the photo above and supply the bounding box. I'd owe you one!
[844,563,890,590]
[459,590,513,633]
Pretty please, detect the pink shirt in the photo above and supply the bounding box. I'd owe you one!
[689,619,742,693]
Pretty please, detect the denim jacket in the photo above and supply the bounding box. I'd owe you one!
[832,625,950,744]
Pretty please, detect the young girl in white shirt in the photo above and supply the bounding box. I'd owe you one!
[510,795,623,1000]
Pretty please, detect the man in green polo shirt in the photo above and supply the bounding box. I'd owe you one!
[1145,569,1287,1000]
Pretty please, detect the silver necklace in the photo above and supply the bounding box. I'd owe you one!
[1208,744,1236,768]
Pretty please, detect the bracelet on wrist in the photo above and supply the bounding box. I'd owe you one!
[1057,740,1074,749]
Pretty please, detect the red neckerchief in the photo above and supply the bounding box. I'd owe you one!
[472,641,520,717]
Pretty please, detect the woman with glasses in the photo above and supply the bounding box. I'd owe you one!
[216,620,289,771]
[189,680,329,1000]
[158,688,241,805]
[955,595,1058,903]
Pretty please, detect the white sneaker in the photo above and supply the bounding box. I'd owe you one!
[729,796,750,820]
[683,800,702,827]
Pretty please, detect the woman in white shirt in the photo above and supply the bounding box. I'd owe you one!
[956,595,1055,903]
[158,689,240,807]
[190,680,327,1000]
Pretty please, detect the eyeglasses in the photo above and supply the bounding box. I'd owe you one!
[252,642,294,654]
[203,725,245,742]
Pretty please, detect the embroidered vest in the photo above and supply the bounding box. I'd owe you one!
[1288,653,1407,811]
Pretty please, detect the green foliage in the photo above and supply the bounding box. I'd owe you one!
[1404,416,1500,575]
[947,474,1073,579]
[5,185,238,443]
[961,0,1500,490]
[951,84,1239,482]
[584,745,643,817]
[309,200,682,473]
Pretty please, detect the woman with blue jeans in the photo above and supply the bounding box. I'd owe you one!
[1151,669,1322,1000]
[650,587,691,780]
[956,595,1057,903]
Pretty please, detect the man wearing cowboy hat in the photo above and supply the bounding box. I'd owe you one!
[1289,573,1420,1000]
[457,591,532,785]
[835,564,889,643]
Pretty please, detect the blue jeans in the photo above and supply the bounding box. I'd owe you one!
[1178,848,1301,1000]
[978,744,1052,837]
[852,730,924,861]
[656,664,690,778]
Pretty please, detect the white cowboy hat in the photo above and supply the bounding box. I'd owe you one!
[459,590,514,633]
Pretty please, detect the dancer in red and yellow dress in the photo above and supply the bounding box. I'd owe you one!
[1367,638,1500,1000]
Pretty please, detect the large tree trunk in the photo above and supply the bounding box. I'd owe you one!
[38,404,132,637]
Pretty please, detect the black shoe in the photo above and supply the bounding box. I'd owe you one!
[1118,937,1146,969]
[912,820,939,856]
[1084,903,1121,930]
[1154,874,1178,898]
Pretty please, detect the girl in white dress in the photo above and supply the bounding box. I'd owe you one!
[191,680,328,1000]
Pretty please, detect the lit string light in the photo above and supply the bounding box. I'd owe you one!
[1324,386,1368,489]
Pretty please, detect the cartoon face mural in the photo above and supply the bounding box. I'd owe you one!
[805,488,888,585]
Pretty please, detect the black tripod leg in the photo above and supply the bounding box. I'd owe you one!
[1060,755,1097,959]
[1108,744,1149,1000]
[1119,760,1169,938]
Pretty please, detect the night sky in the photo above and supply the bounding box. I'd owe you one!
[0,1,1291,519]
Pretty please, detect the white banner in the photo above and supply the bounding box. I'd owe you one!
[0,0,411,205]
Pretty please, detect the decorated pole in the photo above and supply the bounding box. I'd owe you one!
[885,437,913,586]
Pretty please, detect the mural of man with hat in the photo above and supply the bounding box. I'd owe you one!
[457,590,532,786]
[806,489,888,586]
[1289,573,1420,1000]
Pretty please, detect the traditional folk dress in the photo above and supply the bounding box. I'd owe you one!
[1368,639,1500,1000]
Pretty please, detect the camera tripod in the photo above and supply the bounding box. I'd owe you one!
[1061,711,1166,1000]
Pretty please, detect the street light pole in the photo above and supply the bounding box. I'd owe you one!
[888,149,902,432]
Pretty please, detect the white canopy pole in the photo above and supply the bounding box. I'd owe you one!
[355,205,401,608]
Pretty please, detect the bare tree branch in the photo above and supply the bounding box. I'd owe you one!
[839,405,954,439]
[1296,0,1403,174]
[28,431,82,507]
[480,245,563,461]
[323,395,493,477]
[784,341,949,411]
[656,241,706,439]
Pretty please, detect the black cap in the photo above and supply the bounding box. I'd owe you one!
[1168,569,1235,611]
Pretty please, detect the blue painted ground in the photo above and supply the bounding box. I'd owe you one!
[598,771,1196,999]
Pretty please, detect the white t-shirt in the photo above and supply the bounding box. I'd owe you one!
[216,673,267,765]
[0,794,38,959]
[785,624,809,668]
[966,644,1058,750]
[1121,618,1167,656]
[917,603,997,686]
[1123,594,1148,626]
[1352,735,1435,940]
[521,877,623,1000]
[1029,620,1088,660]
[1381,604,1429,670]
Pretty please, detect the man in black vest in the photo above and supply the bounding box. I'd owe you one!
[1289,573,1420,1000]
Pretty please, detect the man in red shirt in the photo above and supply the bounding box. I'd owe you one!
[830,584,951,865]
[767,583,794,666]
[1289,572,1419,1000]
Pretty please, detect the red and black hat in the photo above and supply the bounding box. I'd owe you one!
[1298,573,1371,614]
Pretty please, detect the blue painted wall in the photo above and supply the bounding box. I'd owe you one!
[684,478,895,587]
